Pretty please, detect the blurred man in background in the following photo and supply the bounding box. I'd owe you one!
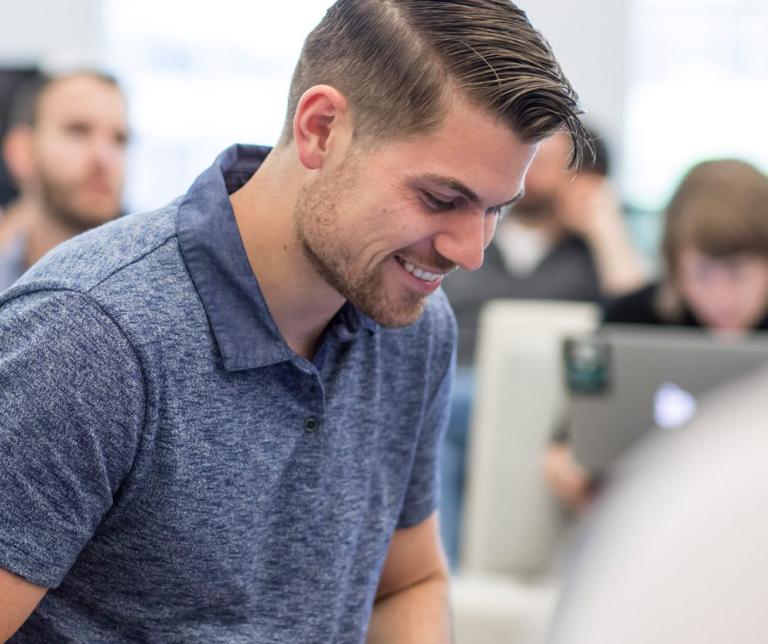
[0,70,128,290]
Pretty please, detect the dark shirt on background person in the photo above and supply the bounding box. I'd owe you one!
[604,282,768,329]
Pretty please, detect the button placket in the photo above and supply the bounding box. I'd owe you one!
[295,364,325,435]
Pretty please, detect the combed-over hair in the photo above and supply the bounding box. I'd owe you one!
[279,0,588,166]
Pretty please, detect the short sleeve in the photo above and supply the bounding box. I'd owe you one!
[396,299,456,529]
[0,289,145,588]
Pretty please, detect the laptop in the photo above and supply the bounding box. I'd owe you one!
[563,325,768,474]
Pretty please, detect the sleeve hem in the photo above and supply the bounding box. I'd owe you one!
[396,497,436,530]
[0,537,66,588]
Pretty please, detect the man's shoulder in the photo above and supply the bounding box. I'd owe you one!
[14,199,182,297]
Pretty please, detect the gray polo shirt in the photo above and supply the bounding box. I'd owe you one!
[0,144,455,643]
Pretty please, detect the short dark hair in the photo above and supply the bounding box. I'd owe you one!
[280,0,589,166]
[8,69,121,128]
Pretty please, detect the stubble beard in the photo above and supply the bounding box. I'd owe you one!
[39,169,121,234]
[293,161,426,329]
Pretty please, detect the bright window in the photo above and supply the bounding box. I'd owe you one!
[105,1,332,212]
[624,0,768,213]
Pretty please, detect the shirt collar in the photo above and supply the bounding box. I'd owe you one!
[176,144,377,372]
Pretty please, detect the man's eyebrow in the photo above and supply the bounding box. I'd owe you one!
[420,173,525,209]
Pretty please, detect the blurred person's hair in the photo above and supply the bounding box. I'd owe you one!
[0,68,43,206]
[278,0,589,166]
[6,73,49,128]
[7,69,121,129]
[657,159,768,320]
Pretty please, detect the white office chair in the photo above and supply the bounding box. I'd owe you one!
[451,300,599,644]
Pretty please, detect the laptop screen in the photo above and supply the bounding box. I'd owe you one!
[563,325,768,473]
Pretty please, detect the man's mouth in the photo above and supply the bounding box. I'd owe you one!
[395,256,446,283]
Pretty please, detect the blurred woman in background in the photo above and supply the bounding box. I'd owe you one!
[543,159,768,511]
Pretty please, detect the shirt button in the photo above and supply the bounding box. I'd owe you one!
[304,417,319,433]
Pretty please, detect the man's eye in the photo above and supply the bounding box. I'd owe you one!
[487,206,503,218]
[421,191,455,211]
[66,123,91,137]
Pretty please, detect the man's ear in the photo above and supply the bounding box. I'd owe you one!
[2,125,37,186]
[293,85,351,171]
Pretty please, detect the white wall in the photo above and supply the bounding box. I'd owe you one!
[0,0,104,68]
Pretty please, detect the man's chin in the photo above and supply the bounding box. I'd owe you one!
[357,295,427,329]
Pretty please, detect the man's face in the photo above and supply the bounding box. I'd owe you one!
[30,75,128,231]
[677,248,768,332]
[513,131,572,218]
[294,97,538,327]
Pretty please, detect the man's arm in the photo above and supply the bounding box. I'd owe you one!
[0,568,47,641]
[366,513,452,644]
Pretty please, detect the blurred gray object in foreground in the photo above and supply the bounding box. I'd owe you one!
[548,365,768,644]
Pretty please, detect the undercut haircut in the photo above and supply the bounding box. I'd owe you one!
[280,0,589,166]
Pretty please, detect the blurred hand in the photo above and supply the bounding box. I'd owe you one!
[542,442,595,512]
[553,173,647,295]
[555,174,623,241]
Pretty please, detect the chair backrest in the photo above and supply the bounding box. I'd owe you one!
[460,299,599,578]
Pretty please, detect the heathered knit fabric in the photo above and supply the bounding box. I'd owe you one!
[0,145,455,643]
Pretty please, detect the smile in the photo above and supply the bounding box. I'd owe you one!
[396,256,445,283]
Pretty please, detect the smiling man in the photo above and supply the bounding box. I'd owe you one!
[0,71,128,291]
[0,1,585,642]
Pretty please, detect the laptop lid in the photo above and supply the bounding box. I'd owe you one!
[564,325,768,474]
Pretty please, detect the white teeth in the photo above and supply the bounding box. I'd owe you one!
[400,259,442,283]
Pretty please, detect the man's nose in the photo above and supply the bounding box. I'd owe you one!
[433,210,496,272]
[89,134,124,168]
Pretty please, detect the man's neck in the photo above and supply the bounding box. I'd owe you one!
[229,149,345,360]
